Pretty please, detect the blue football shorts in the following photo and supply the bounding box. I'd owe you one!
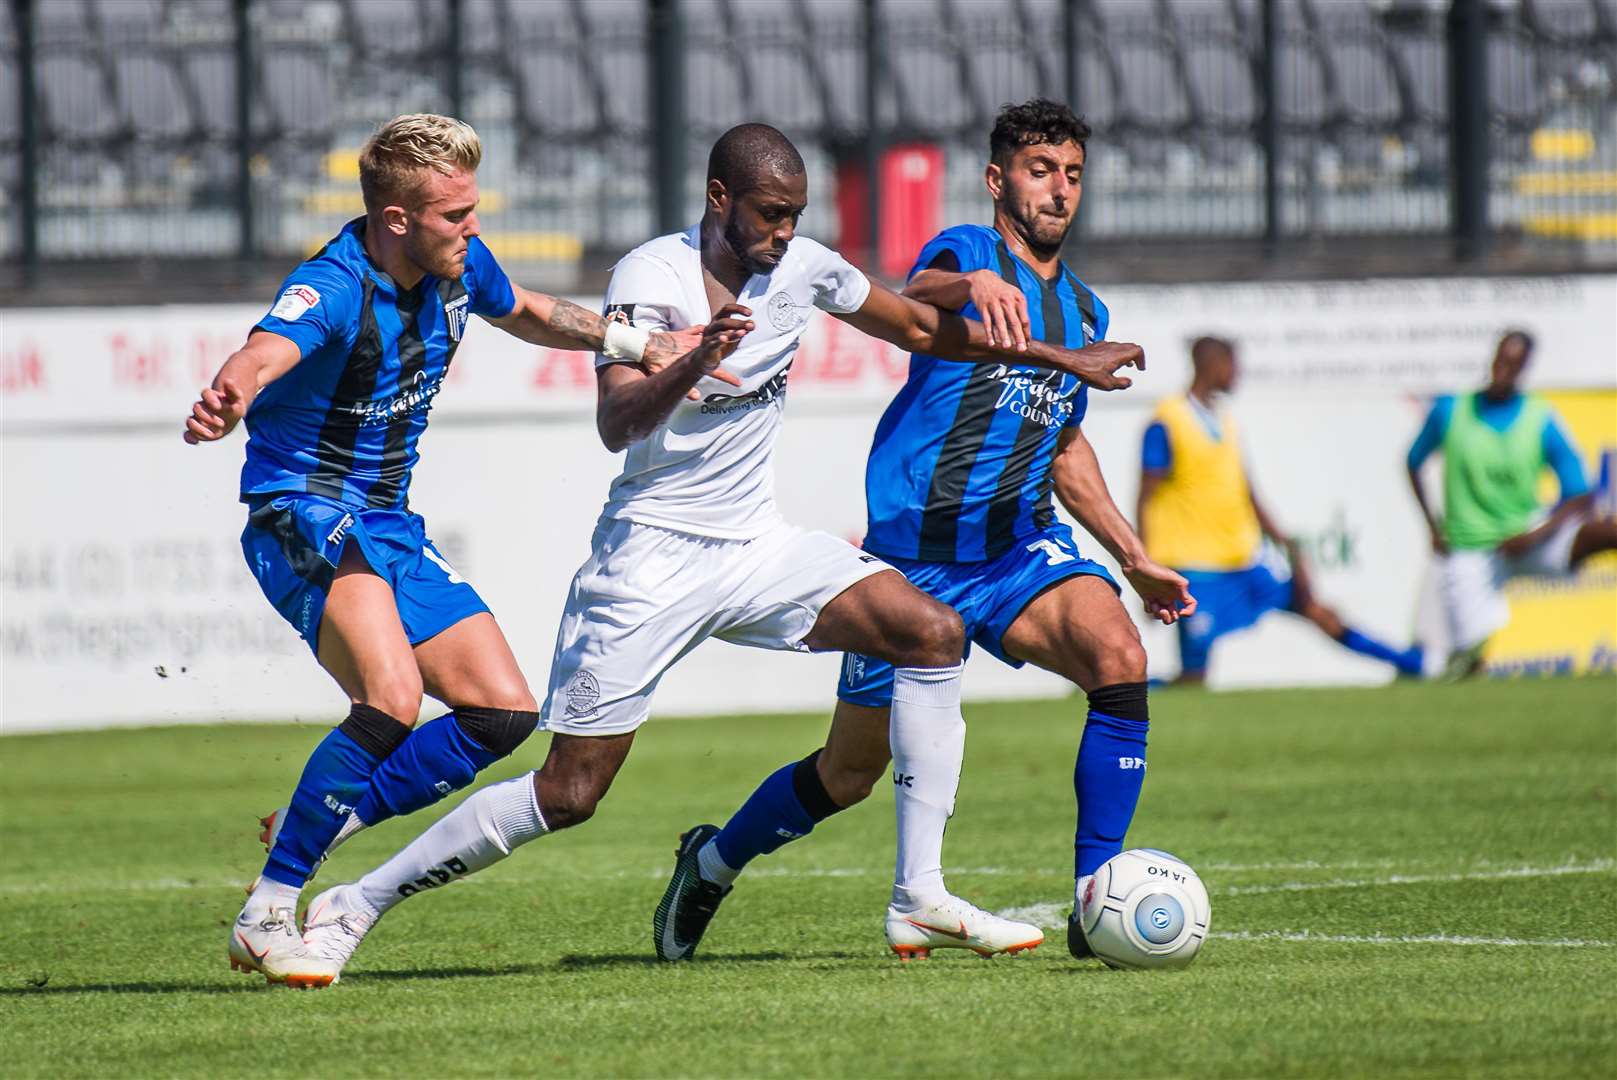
[1174,561,1295,674]
[241,493,489,654]
[837,522,1118,707]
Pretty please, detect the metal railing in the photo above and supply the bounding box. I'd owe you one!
[3,0,1614,278]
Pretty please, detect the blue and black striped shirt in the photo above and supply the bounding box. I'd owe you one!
[862,224,1108,562]
[240,218,515,510]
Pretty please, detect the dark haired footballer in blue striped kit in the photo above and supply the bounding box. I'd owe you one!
[662,100,1198,963]
[185,114,699,985]
[864,223,1104,564]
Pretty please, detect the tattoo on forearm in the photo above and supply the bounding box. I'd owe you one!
[549,299,606,347]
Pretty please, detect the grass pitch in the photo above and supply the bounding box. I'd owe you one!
[2,677,1614,1078]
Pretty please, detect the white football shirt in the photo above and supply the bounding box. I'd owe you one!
[595,225,871,539]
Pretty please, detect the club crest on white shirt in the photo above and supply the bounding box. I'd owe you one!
[767,290,807,331]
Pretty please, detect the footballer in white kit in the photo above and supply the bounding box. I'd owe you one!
[541,223,886,737]
[282,124,1149,983]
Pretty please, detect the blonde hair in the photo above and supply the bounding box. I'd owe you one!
[358,114,482,211]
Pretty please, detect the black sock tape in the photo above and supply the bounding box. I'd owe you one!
[792,749,844,821]
[1086,681,1150,724]
[339,702,411,760]
[455,707,540,758]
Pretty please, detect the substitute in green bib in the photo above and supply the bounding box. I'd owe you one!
[1407,330,1617,677]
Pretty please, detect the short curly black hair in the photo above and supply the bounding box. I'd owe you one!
[989,99,1091,168]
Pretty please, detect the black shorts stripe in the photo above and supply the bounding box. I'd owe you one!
[914,246,1026,560]
[309,278,384,502]
[247,501,338,591]
[368,285,430,509]
[984,263,1067,558]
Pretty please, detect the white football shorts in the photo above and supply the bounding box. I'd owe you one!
[540,516,891,736]
[1439,510,1588,651]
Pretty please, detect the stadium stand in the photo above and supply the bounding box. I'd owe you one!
[2,0,1613,265]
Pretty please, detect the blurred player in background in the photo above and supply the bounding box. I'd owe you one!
[284,121,1151,983]
[183,114,697,985]
[658,100,1195,964]
[1139,336,1423,683]
[1407,330,1617,678]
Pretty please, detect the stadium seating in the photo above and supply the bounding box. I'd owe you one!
[4,0,1613,259]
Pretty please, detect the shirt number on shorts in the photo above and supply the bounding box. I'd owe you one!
[422,545,465,584]
[1027,538,1075,566]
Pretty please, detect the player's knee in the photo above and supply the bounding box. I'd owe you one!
[820,757,883,807]
[467,678,538,715]
[900,602,965,668]
[1093,631,1148,686]
[362,672,424,727]
[535,778,603,831]
[456,707,540,758]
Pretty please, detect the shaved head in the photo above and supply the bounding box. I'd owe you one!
[1190,336,1235,369]
[707,123,806,197]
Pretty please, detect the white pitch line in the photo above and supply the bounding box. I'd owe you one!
[1000,901,1076,928]
[1221,859,1615,897]
[998,904,1616,948]
[1214,930,1615,948]
[3,858,1612,897]
[0,877,244,896]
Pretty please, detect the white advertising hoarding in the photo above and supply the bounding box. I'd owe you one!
[3,274,1613,732]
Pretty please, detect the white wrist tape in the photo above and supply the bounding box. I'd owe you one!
[602,320,651,362]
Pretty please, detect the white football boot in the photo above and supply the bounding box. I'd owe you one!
[227,903,331,987]
[290,883,380,987]
[884,895,1045,960]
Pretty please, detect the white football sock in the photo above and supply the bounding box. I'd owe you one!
[330,811,367,852]
[889,663,965,912]
[358,773,547,917]
[245,876,301,916]
[697,839,740,888]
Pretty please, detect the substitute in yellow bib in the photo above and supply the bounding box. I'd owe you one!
[1138,337,1423,683]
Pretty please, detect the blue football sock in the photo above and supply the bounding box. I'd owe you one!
[352,714,497,827]
[353,707,538,828]
[261,704,408,888]
[1074,684,1150,880]
[712,751,842,874]
[1339,626,1423,674]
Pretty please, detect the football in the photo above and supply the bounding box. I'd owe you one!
[1078,848,1211,970]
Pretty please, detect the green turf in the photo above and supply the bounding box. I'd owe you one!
[2,678,1614,1078]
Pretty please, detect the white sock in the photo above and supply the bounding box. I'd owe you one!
[1075,873,1093,911]
[697,839,740,888]
[358,773,547,917]
[330,811,367,852]
[889,663,965,912]
[245,876,301,916]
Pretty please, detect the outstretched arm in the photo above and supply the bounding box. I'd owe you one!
[595,305,754,453]
[183,331,302,444]
[904,266,1031,352]
[1052,427,1195,625]
[487,286,700,367]
[834,278,1144,390]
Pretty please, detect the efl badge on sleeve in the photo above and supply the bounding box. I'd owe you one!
[270,284,321,321]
